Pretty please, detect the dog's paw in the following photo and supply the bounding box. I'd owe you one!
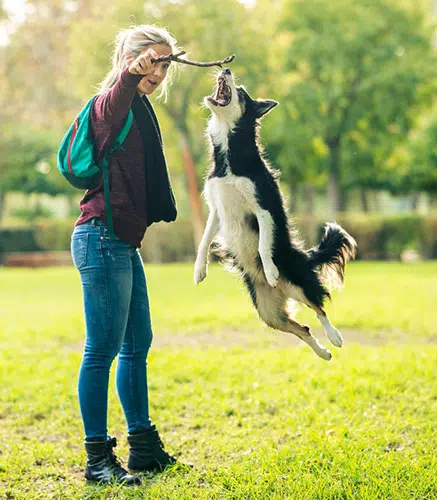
[194,262,207,284]
[326,326,344,348]
[264,262,279,288]
[302,335,332,361]
[318,347,333,361]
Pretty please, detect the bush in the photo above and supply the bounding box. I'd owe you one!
[378,216,424,260]
[0,217,196,263]
[140,218,195,263]
[34,218,77,251]
[334,214,384,260]
[420,216,437,259]
[2,213,437,262]
[0,227,39,254]
[317,213,437,260]
[11,205,55,222]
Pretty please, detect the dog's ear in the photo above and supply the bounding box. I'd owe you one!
[253,99,279,118]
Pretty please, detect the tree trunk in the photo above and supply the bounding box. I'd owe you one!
[360,189,369,212]
[0,190,5,222]
[305,184,314,214]
[288,181,298,213]
[327,137,343,219]
[411,192,421,211]
[67,194,77,217]
[339,190,348,212]
[179,128,204,249]
[372,191,381,212]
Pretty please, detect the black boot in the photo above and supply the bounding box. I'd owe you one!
[127,425,189,472]
[84,436,141,485]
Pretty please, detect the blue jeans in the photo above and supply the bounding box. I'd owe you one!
[71,217,153,439]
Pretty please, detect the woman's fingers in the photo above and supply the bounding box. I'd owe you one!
[129,48,157,76]
[150,49,160,61]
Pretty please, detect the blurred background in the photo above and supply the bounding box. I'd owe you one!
[0,0,436,265]
[1,3,437,497]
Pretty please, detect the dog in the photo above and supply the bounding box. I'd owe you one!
[194,68,357,361]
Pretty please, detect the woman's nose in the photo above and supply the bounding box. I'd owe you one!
[152,65,165,80]
[151,70,160,80]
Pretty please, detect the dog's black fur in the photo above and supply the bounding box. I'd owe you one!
[210,85,356,310]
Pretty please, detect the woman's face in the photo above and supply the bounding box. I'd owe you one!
[128,43,173,95]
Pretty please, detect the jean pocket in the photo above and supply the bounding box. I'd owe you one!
[71,233,88,270]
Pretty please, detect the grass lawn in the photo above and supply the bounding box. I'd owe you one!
[0,262,436,499]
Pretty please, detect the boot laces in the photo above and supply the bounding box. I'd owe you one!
[107,437,128,475]
[157,436,177,462]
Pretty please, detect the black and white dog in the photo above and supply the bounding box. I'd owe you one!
[194,68,357,361]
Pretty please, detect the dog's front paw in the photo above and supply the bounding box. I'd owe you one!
[194,261,208,284]
[264,262,279,288]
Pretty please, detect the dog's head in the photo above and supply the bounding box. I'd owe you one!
[204,68,278,125]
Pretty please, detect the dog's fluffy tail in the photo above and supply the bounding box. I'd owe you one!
[307,222,357,289]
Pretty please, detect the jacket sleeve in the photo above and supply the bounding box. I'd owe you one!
[93,67,144,126]
[91,68,143,164]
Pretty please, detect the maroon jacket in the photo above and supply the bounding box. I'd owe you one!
[75,68,154,248]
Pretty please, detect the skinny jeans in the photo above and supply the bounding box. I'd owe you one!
[71,217,153,439]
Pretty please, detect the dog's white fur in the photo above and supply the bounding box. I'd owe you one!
[194,173,333,360]
[196,71,280,288]
[194,71,342,361]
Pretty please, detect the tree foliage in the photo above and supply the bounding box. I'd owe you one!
[0,0,436,217]
[276,0,436,213]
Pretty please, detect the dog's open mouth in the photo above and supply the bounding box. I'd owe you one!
[207,76,232,107]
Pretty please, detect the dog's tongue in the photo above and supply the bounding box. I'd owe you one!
[208,95,225,106]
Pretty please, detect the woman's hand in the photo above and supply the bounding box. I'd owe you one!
[128,48,160,76]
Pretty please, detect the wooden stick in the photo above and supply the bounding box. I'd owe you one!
[151,51,236,68]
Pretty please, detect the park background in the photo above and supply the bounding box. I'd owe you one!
[1,0,437,498]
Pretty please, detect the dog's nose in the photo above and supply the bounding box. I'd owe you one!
[222,68,231,75]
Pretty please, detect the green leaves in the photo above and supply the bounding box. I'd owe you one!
[272,0,436,211]
[1,0,436,207]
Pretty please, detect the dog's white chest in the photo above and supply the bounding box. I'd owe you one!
[204,175,261,269]
[205,175,257,224]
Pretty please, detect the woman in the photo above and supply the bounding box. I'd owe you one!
[70,25,182,486]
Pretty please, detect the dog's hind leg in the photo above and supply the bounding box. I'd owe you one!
[247,278,332,361]
[286,276,344,348]
[284,317,332,361]
[305,301,343,348]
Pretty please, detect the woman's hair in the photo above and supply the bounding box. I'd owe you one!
[97,24,180,101]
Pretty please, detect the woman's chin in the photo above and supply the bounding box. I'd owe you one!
[138,81,157,95]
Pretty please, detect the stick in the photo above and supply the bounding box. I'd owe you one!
[151,51,236,68]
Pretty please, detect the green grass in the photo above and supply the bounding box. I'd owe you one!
[1,261,436,344]
[0,262,436,499]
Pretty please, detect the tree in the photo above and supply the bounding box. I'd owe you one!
[279,0,436,217]
[0,0,95,219]
[397,113,437,194]
[0,123,74,195]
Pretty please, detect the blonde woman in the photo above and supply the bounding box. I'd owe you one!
[70,25,184,485]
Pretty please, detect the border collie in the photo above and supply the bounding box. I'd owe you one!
[194,68,357,361]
